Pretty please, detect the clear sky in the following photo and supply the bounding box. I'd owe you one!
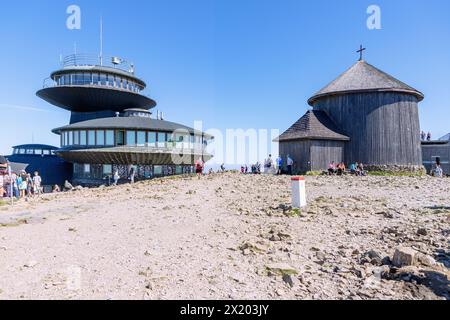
[0,0,449,158]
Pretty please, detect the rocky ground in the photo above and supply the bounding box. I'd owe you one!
[0,172,448,300]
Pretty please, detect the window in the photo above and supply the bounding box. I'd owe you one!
[106,130,114,145]
[137,131,146,146]
[117,130,125,146]
[96,130,105,146]
[73,131,78,145]
[157,132,166,148]
[64,75,71,85]
[80,131,87,145]
[43,150,50,155]
[100,74,107,86]
[88,130,96,146]
[148,132,156,147]
[74,74,84,85]
[126,131,136,146]
[93,73,100,85]
[64,132,69,146]
[26,149,34,155]
[67,131,73,145]
[84,73,92,85]
[34,149,42,155]
[103,165,112,175]
[84,164,90,173]
[19,149,25,154]
[154,166,163,175]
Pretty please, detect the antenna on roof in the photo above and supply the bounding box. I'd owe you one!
[100,16,104,66]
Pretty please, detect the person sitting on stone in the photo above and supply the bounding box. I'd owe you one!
[328,162,337,175]
[357,163,366,176]
[337,163,346,176]
[349,162,357,175]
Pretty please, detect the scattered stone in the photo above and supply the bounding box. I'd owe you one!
[392,247,418,267]
[240,241,269,255]
[266,263,298,276]
[24,261,38,268]
[416,228,428,236]
[416,253,437,267]
[282,274,295,288]
[315,252,327,265]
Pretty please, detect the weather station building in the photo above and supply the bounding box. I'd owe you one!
[277,48,424,174]
[421,134,450,175]
[37,54,213,186]
[5,144,72,191]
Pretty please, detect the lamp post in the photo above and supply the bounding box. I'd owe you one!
[8,164,13,206]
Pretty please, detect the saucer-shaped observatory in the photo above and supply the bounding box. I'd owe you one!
[37,54,213,185]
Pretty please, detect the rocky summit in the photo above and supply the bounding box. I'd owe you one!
[0,172,449,300]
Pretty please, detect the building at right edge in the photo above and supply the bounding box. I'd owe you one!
[276,58,425,174]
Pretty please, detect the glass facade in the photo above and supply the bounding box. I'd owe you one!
[73,163,195,182]
[60,130,206,149]
[54,72,144,93]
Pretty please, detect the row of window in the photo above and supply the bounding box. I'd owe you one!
[54,72,144,93]
[61,130,205,148]
[13,148,56,156]
[74,164,194,180]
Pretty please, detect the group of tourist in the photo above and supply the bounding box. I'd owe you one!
[238,154,295,176]
[0,170,42,199]
[421,131,432,141]
[328,161,367,176]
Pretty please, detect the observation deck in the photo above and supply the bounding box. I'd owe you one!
[36,54,157,112]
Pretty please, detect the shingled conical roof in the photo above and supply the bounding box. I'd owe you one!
[308,60,424,105]
[276,110,350,142]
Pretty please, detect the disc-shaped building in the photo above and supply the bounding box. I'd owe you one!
[37,54,213,185]
[277,58,424,173]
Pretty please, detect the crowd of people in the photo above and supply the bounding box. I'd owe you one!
[0,170,43,199]
[238,154,295,176]
[327,161,367,176]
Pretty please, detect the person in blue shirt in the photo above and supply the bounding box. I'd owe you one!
[349,163,357,175]
[276,156,283,175]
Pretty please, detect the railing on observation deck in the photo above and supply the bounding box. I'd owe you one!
[61,54,135,74]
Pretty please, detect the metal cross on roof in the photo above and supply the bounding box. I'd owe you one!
[357,45,366,61]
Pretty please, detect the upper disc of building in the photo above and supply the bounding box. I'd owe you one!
[36,54,157,112]
[308,60,424,105]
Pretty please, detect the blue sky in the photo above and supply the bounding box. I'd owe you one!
[0,0,449,156]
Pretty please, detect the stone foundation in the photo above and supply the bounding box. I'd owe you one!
[364,164,426,175]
